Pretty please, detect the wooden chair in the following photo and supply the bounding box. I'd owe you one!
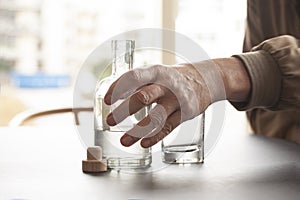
[9,107,93,126]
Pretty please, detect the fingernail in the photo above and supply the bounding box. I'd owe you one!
[121,136,134,147]
[104,94,111,105]
[142,139,151,148]
[106,113,116,126]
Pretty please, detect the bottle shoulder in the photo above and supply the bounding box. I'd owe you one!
[95,76,116,97]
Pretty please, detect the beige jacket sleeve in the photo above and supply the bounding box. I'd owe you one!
[232,35,300,111]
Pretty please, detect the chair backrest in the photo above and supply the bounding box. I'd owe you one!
[9,107,93,127]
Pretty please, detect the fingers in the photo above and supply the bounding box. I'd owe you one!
[106,84,166,126]
[120,100,179,147]
[141,110,181,148]
[102,64,208,149]
[104,67,159,105]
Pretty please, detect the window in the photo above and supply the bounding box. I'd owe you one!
[0,0,247,126]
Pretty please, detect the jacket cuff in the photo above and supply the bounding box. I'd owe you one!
[231,50,282,111]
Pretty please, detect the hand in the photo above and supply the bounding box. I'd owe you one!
[104,63,212,148]
[104,57,250,148]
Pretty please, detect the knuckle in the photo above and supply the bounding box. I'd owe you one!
[150,112,164,129]
[154,123,173,143]
[151,64,166,77]
[149,105,169,130]
[153,116,163,128]
[161,122,173,136]
[136,90,150,105]
[129,69,142,81]
[151,64,163,71]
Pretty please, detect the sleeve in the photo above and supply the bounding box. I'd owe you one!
[231,35,300,111]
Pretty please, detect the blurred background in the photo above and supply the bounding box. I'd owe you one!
[0,0,246,126]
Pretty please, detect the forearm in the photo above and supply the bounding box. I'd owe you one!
[186,57,251,105]
[213,57,251,103]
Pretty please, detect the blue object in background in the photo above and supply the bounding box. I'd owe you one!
[12,73,70,88]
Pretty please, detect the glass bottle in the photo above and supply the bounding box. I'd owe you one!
[94,40,152,169]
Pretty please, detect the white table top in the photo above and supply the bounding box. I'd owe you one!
[0,126,299,200]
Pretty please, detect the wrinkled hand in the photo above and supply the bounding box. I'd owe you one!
[104,64,212,148]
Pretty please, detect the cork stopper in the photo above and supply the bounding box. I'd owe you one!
[87,146,102,161]
[82,146,107,173]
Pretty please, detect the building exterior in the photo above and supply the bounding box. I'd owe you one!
[0,0,106,87]
[0,0,245,87]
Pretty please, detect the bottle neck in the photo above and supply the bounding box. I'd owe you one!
[112,40,134,77]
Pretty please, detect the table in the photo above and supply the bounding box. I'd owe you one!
[0,126,299,200]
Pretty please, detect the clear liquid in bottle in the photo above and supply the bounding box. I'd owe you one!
[94,40,151,169]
